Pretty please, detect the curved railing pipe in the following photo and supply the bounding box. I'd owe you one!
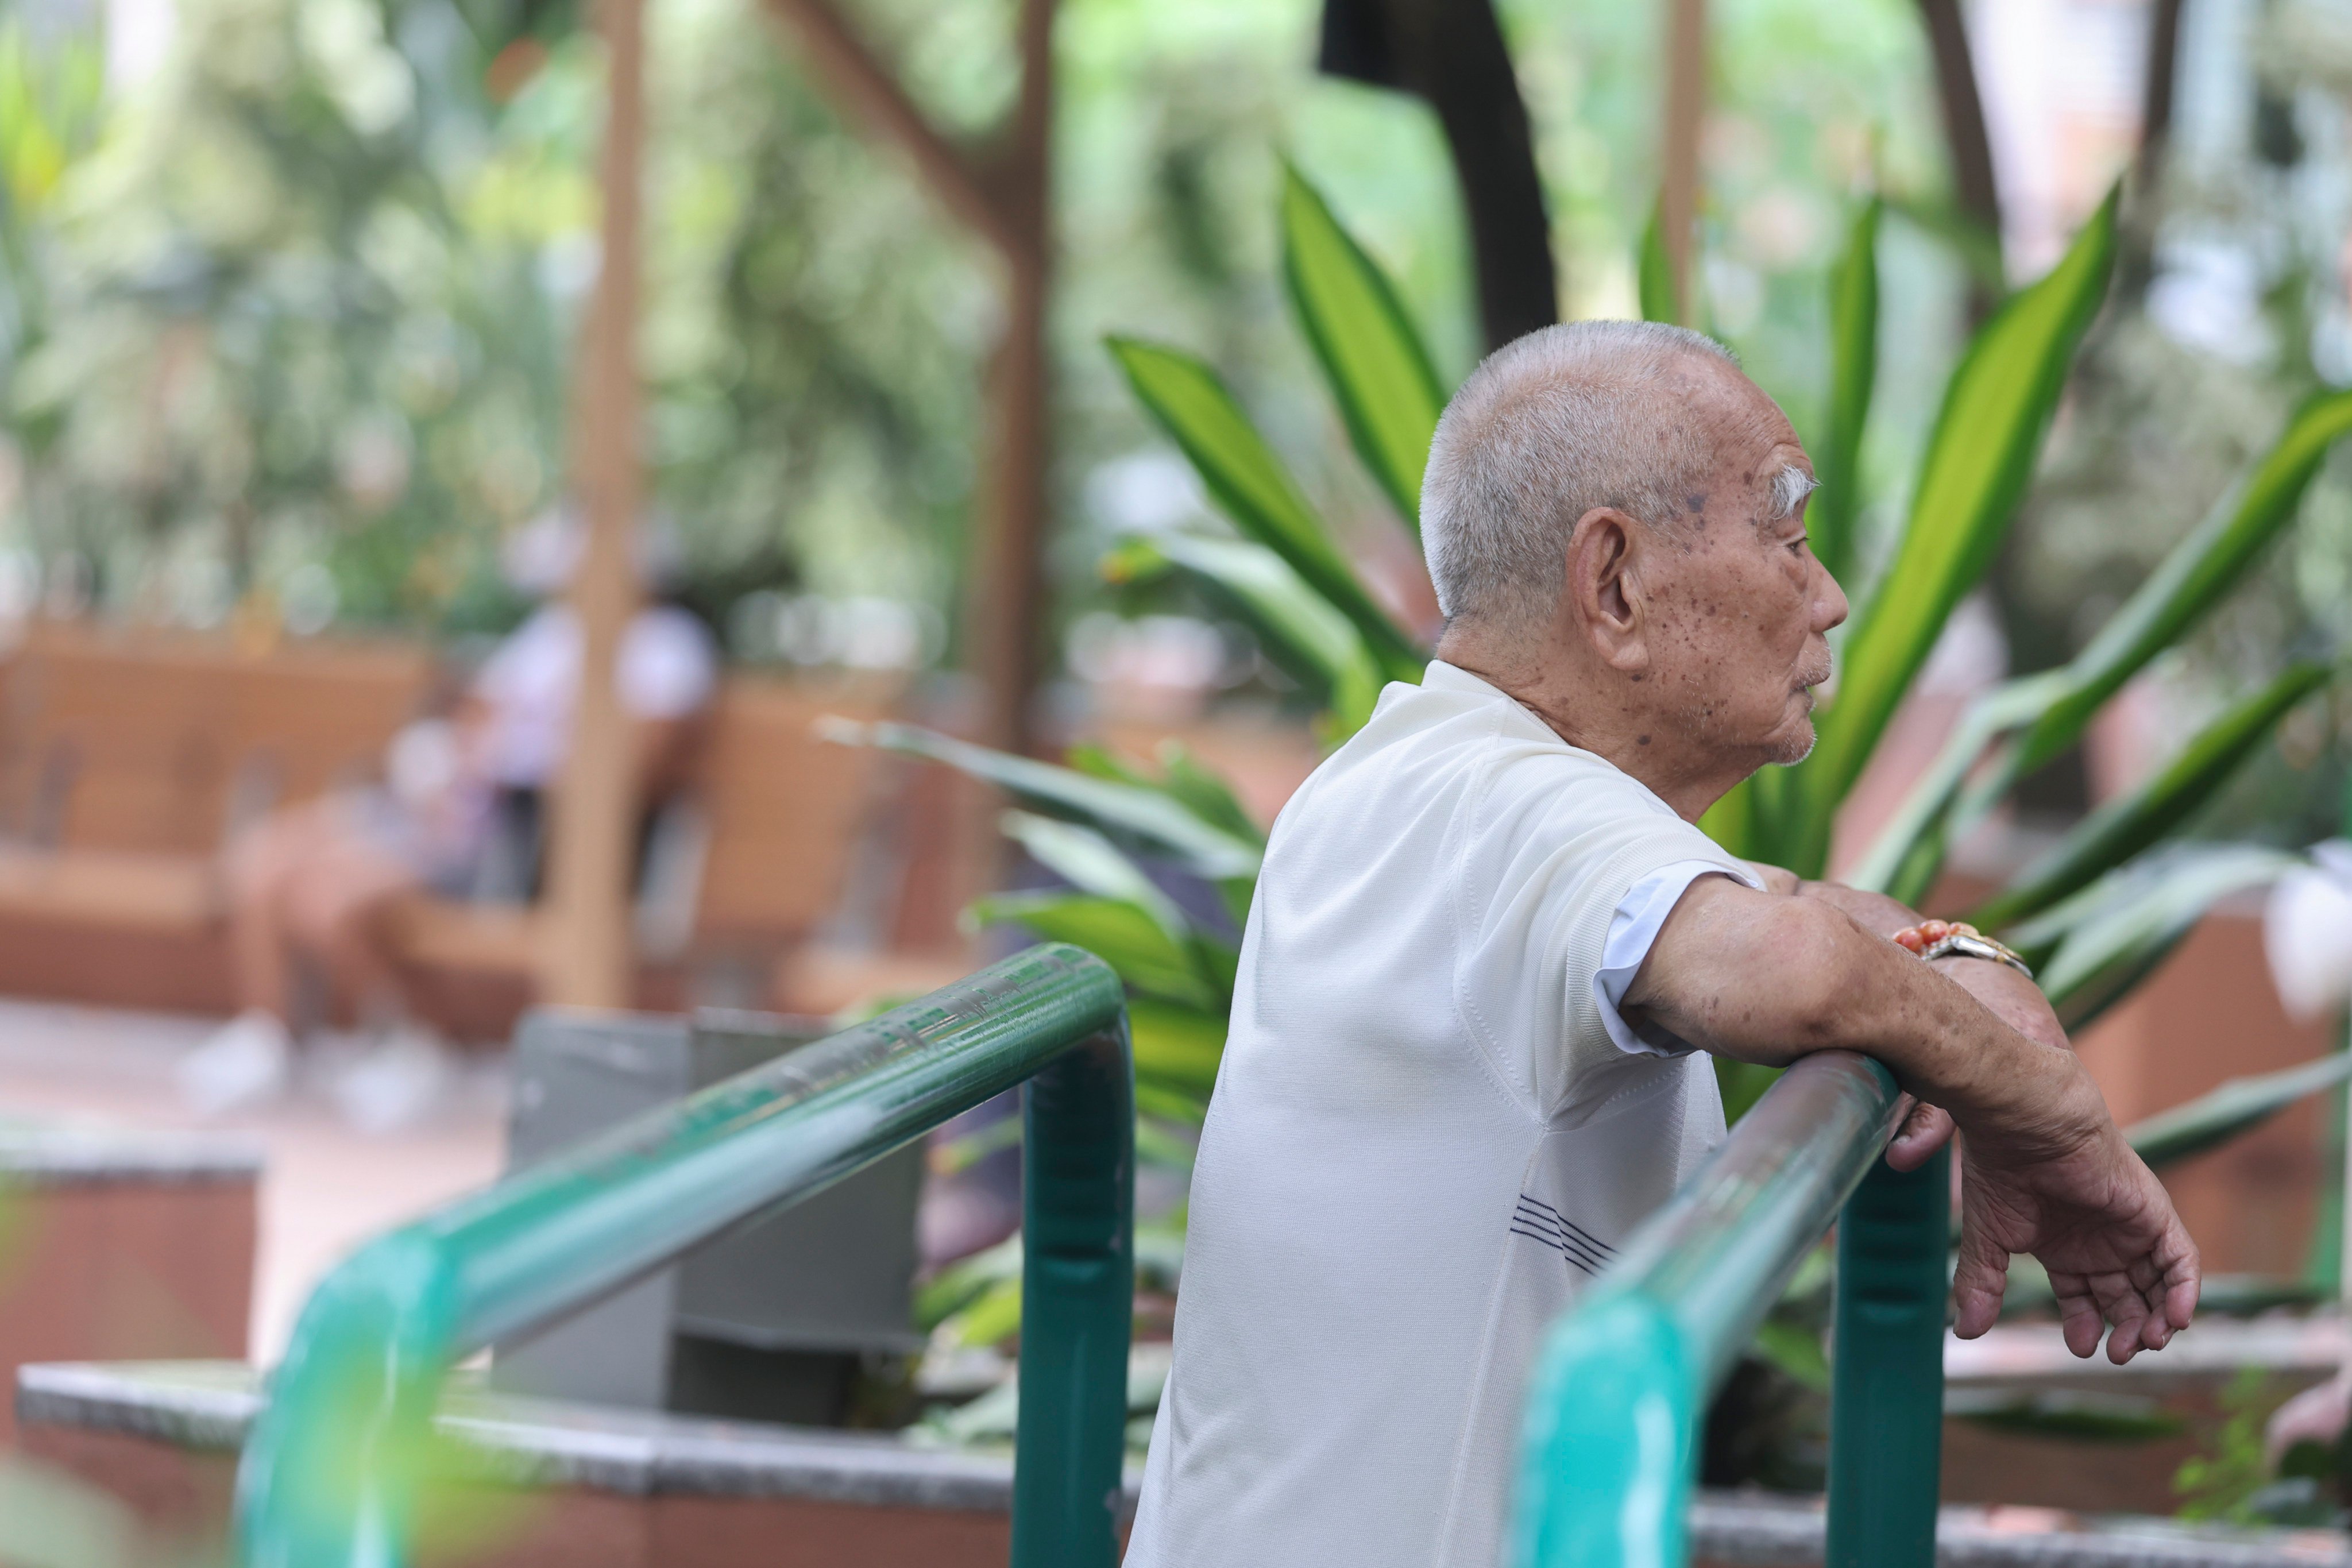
[234,943,1131,1568]
[1511,1050,1923,1568]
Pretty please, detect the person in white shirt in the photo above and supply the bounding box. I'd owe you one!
[1124,321,2197,1568]
[184,513,718,1122]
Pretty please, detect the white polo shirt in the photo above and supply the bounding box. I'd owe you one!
[1125,660,1760,1568]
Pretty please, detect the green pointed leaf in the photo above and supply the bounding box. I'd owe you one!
[2012,390,2352,776]
[1848,389,2352,900]
[1130,996,1227,1101]
[1105,337,1423,682]
[1781,187,2119,875]
[1109,531,1384,736]
[828,719,1262,880]
[1061,742,1156,789]
[997,811,1194,941]
[2127,1054,2352,1171]
[1153,741,1265,847]
[1845,674,2067,898]
[1808,199,1879,589]
[2009,844,2299,1028]
[1639,195,1680,326]
[1063,730,1266,851]
[967,891,1215,1008]
[1973,663,2331,928]
[1280,164,1448,534]
[1698,774,1759,860]
[916,1234,1020,1328]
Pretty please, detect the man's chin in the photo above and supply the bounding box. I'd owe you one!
[1767,720,1817,766]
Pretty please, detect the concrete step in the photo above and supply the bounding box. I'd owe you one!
[18,1360,2352,1567]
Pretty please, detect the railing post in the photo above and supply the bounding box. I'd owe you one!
[1826,1146,1948,1568]
[1010,1017,1134,1568]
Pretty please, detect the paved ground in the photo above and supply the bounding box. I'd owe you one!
[0,998,508,1361]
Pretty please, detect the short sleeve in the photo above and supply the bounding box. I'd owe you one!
[1591,860,1763,1057]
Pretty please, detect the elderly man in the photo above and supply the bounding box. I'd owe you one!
[1124,321,2197,1567]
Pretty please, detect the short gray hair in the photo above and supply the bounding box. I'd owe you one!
[1420,319,1745,636]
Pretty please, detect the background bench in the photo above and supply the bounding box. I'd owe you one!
[0,622,896,1037]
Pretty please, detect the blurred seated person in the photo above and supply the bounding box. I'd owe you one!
[181,511,719,1123]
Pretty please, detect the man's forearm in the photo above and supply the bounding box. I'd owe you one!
[1794,878,2070,1053]
[1635,885,2095,1144]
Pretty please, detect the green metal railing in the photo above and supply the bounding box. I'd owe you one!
[231,943,1132,1568]
[1512,1049,1944,1568]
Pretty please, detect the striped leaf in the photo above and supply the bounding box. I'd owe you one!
[965,891,1215,1010]
[2128,1055,2352,1171]
[1808,198,1880,590]
[833,719,1263,880]
[2010,844,2300,1031]
[2010,389,2352,777]
[1281,164,1449,534]
[1107,337,1424,682]
[1108,531,1385,738]
[1130,996,1228,1101]
[1777,187,2118,875]
[1973,663,2331,929]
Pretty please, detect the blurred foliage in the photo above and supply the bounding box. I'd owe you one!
[0,0,1965,676]
[2000,0,2352,843]
[2175,1369,2293,1524]
[871,154,2349,1382]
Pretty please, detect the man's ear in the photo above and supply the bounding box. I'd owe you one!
[1563,507,1649,674]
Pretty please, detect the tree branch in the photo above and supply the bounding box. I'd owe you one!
[756,0,1020,258]
[1914,0,2002,262]
[2138,0,2184,161]
[1320,0,1557,351]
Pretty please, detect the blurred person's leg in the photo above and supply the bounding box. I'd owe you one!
[180,807,331,1113]
[281,837,454,1132]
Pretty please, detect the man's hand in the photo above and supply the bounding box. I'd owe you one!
[1953,1088,2200,1363]
[1630,871,2200,1360]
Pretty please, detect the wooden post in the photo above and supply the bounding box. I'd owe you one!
[1660,0,1707,325]
[756,0,1057,945]
[539,0,647,1010]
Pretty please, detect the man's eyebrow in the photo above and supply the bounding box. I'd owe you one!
[1769,464,1818,521]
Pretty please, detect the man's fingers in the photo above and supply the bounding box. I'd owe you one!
[2165,1270,2201,1333]
[1885,1103,1955,1172]
[2050,1279,2106,1359]
[1951,1224,2010,1340]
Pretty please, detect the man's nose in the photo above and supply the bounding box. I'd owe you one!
[1813,558,1850,634]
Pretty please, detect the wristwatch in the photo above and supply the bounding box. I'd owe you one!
[1892,919,2036,982]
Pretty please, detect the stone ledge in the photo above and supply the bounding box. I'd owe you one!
[1690,1493,2351,1566]
[21,1360,2352,1565]
[17,1360,1088,1513]
[0,1123,262,1185]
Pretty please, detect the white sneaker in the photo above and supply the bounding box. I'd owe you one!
[330,1026,453,1134]
[178,1010,293,1115]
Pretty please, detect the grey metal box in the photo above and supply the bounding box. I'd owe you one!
[490,1005,925,1421]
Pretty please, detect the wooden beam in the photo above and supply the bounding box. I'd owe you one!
[758,0,1053,766]
[756,0,1019,259]
[959,0,1052,759]
[539,0,648,1010]
[1660,0,1706,327]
